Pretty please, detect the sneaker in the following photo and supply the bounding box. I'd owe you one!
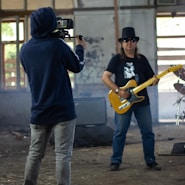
[147,162,161,171]
[109,163,120,171]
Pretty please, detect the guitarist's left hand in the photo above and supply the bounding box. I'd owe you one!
[152,75,159,86]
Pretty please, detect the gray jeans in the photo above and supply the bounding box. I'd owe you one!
[22,119,76,185]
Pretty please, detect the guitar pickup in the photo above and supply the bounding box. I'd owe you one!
[119,102,130,110]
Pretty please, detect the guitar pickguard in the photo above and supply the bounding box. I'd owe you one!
[118,89,144,110]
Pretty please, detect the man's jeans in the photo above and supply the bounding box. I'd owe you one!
[23,119,76,185]
[111,105,156,165]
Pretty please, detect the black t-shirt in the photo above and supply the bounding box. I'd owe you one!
[106,54,155,106]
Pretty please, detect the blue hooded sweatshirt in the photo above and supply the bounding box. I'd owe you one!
[20,7,85,125]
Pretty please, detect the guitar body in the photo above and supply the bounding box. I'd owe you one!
[108,80,145,114]
[108,64,183,114]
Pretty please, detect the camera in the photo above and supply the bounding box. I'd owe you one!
[57,17,73,30]
[51,17,83,40]
[54,17,74,39]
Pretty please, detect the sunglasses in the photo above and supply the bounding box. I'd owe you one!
[122,38,137,43]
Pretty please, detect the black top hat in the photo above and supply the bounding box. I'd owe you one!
[118,27,139,42]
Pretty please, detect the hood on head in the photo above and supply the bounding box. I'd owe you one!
[30,7,57,38]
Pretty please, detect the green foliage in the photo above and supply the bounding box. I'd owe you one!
[2,22,14,36]
[5,44,16,59]
[2,23,16,59]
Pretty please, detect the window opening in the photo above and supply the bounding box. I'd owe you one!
[1,20,24,90]
[157,16,185,92]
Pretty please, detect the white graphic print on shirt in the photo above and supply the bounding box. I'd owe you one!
[124,62,135,79]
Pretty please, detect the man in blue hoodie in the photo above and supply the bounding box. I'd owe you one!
[20,7,86,185]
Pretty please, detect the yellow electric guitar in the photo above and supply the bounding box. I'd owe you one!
[108,64,183,114]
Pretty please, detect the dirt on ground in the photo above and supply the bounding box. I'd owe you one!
[1,124,185,185]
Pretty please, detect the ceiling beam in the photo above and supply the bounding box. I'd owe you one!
[0,9,73,18]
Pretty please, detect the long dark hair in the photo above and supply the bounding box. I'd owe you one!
[119,46,141,60]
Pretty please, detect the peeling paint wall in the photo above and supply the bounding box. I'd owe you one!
[74,10,117,85]
[76,36,105,84]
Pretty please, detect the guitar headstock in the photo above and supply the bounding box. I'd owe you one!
[168,64,183,72]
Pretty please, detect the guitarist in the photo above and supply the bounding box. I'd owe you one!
[101,27,161,171]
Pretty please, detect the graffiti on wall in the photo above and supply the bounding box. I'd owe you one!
[76,36,106,84]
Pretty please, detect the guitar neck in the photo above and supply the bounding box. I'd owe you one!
[133,70,170,94]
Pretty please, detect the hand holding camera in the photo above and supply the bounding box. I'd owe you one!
[76,35,86,49]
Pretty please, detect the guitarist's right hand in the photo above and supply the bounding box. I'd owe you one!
[118,89,131,99]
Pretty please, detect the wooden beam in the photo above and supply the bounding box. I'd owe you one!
[0,9,73,18]
[158,55,185,60]
[157,35,185,38]
[114,0,119,53]
[158,47,185,51]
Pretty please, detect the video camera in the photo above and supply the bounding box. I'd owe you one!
[57,17,73,30]
[51,17,83,40]
[55,17,75,39]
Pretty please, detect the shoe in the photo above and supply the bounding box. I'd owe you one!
[109,163,120,171]
[147,162,161,171]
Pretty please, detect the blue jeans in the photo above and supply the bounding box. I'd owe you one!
[111,105,156,165]
[23,119,76,185]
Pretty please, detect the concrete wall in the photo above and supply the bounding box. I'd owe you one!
[0,91,31,128]
[73,0,159,124]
